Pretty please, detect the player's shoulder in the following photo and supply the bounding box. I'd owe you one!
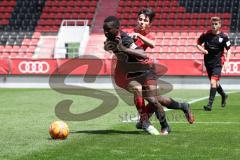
[205,30,212,35]
[199,30,211,37]
[219,32,229,39]
[145,31,155,39]
[120,30,129,37]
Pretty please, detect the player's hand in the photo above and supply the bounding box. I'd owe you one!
[130,33,138,40]
[222,61,229,72]
[202,50,208,55]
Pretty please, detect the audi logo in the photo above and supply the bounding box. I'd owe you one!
[18,61,50,74]
[223,62,240,74]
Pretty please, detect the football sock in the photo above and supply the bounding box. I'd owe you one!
[165,98,183,110]
[208,87,217,106]
[134,96,148,122]
[217,84,225,97]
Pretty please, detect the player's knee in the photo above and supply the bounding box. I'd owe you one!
[133,85,142,93]
[146,97,158,106]
[210,79,217,87]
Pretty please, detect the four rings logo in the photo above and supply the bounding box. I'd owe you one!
[223,62,240,74]
[18,61,50,74]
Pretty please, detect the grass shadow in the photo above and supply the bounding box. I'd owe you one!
[70,129,143,135]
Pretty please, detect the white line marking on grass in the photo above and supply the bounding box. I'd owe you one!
[169,121,240,124]
[188,91,239,104]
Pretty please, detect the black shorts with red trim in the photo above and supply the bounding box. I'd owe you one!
[206,65,222,80]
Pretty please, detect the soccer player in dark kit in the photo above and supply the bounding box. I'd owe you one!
[196,17,231,111]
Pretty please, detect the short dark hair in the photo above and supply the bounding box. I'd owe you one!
[104,16,120,28]
[138,8,155,22]
[211,16,221,24]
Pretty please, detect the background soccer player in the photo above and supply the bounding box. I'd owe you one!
[196,17,231,111]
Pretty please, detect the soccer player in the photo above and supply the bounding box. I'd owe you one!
[103,16,170,135]
[196,17,231,111]
[124,8,194,127]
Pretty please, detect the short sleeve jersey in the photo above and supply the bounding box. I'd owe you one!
[197,30,231,67]
[123,28,155,51]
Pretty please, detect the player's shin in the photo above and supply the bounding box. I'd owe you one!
[217,84,228,107]
[134,95,149,124]
[147,97,170,132]
[217,84,225,96]
[208,87,217,106]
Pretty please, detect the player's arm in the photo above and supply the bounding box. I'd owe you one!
[225,49,231,63]
[196,33,208,54]
[135,33,155,48]
[117,40,147,59]
[224,36,232,67]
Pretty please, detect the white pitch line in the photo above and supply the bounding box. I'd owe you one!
[169,121,240,124]
[188,91,239,104]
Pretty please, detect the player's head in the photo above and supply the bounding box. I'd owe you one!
[137,8,155,31]
[103,16,120,40]
[211,17,221,33]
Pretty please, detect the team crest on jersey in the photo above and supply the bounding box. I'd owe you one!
[219,37,223,43]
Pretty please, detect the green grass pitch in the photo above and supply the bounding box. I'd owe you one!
[0,89,239,160]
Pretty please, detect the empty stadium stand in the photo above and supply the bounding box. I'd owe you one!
[0,0,99,58]
[0,0,239,59]
[116,0,240,59]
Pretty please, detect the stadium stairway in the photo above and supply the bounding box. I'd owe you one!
[91,0,119,33]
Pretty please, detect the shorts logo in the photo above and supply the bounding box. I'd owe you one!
[223,62,240,74]
[18,61,50,73]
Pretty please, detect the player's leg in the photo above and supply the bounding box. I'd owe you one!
[144,96,194,124]
[157,96,194,124]
[127,81,147,123]
[143,80,170,135]
[204,66,221,111]
[216,82,228,107]
[127,81,160,135]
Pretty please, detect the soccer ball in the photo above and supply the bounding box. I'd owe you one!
[49,121,69,139]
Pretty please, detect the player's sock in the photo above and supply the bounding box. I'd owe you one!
[208,87,217,106]
[134,96,148,124]
[217,84,228,107]
[204,87,216,111]
[154,107,170,134]
[165,98,182,110]
[217,84,226,96]
[134,96,144,113]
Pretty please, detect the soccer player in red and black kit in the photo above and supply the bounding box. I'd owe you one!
[125,8,194,128]
[103,16,170,135]
[196,17,231,111]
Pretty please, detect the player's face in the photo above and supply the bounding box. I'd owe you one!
[103,22,119,40]
[211,21,221,32]
[137,14,150,31]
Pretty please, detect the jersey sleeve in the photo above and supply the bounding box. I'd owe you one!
[224,35,231,50]
[121,31,141,49]
[146,32,155,41]
[197,33,206,45]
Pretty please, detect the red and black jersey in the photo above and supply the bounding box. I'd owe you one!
[197,30,231,67]
[123,28,155,51]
